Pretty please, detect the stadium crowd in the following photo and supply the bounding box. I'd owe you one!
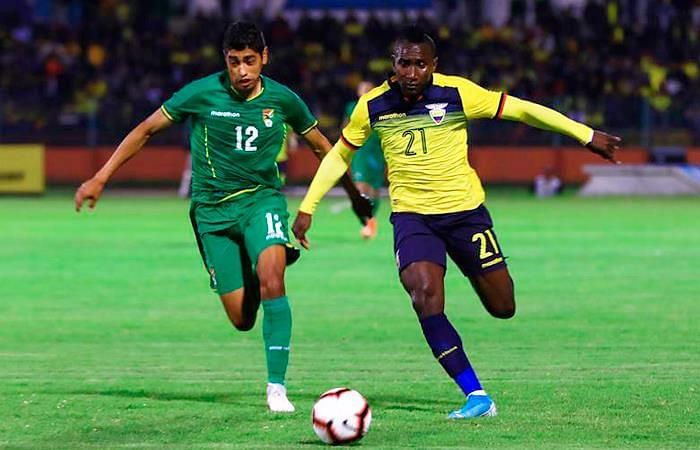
[0,0,698,145]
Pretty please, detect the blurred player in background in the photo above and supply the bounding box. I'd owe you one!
[178,153,192,198]
[344,81,386,239]
[293,26,621,419]
[274,132,299,187]
[533,166,563,197]
[75,21,372,413]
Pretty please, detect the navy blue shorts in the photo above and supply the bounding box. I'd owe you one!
[390,205,507,276]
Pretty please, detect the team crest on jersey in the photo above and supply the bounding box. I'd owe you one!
[262,109,274,127]
[425,103,448,125]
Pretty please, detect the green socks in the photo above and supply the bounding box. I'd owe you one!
[262,296,292,385]
[371,196,380,216]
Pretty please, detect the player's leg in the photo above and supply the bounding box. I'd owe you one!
[191,207,260,330]
[177,153,192,198]
[198,231,260,331]
[355,181,377,202]
[356,181,379,239]
[468,267,515,319]
[399,261,445,317]
[352,149,382,239]
[244,193,296,412]
[392,213,495,419]
[255,244,294,412]
[219,247,261,331]
[444,205,516,319]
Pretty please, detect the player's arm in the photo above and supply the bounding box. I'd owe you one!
[499,95,621,163]
[301,127,373,224]
[292,95,373,249]
[292,138,356,249]
[74,108,173,211]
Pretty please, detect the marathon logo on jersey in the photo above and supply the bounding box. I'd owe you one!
[262,109,274,127]
[210,110,241,118]
[378,112,407,121]
[425,103,448,125]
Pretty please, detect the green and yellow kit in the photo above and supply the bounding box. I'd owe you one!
[162,72,317,294]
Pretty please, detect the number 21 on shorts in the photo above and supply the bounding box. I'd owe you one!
[472,230,499,261]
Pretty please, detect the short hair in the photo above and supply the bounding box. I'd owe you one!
[393,25,436,57]
[222,22,266,54]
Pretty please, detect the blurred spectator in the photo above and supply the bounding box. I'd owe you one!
[533,167,564,197]
[0,0,697,146]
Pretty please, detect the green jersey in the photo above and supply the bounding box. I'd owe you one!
[344,100,382,156]
[344,100,385,189]
[162,72,317,204]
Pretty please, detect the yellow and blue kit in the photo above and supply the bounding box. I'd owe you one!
[300,73,592,215]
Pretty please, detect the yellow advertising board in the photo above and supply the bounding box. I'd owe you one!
[0,145,45,194]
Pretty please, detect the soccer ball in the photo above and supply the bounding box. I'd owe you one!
[311,388,372,445]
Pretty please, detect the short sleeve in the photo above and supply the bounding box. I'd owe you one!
[456,77,505,120]
[161,82,200,122]
[341,96,371,148]
[282,89,318,135]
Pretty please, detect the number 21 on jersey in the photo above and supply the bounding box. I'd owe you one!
[403,128,427,156]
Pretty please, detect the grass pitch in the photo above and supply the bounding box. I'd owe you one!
[1,190,698,449]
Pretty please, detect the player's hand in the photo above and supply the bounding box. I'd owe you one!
[351,193,374,225]
[586,130,622,164]
[292,211,313,250]
[75,177,105,212]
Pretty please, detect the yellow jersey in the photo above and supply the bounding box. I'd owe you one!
[341,73,505,214]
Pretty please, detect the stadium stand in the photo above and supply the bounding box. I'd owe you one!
[0,0,698,148]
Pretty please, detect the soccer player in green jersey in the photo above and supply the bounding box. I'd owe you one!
[294,26,621,419]
[344,81,385,239]
[75,22,372,413]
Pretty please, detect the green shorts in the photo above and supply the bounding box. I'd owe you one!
[351,135,385,190]
[190,188,296,295]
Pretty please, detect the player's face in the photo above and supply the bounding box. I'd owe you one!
[224,47,269,96]
[392,42,437,99]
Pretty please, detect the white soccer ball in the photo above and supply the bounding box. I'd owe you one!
[311,387,372,445]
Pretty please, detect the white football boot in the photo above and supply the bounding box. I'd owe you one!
[266,383,295,413]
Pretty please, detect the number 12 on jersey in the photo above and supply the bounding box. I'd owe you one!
[234,126,258,152]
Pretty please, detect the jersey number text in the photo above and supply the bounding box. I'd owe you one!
[402,128,427,156]
[234,126,258,152]
[472,229,500,259]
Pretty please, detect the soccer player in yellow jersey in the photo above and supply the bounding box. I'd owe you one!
[293,26,621,419]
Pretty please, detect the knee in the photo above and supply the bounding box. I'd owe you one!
[479,276,515,319]
[489,301,516,319]
[231,318,255,331]
[258,274,285,300]
[486,290,516,319]
[220,296,256,331]
[223,310,255,331]
[409,280,442,316]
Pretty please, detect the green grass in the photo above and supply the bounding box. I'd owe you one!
[1,190,699,449]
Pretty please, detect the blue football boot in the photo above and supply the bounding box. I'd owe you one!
[447,392,497,419]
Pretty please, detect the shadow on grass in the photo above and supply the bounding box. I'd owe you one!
[68,388,451,411]
[68,388,259,405]
[297,438,366,447]
[365,393,454,412]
